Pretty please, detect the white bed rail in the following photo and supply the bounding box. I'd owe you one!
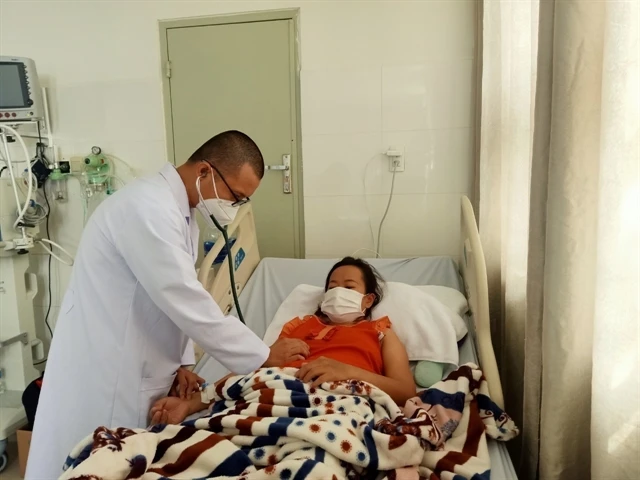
[459,196,504,409]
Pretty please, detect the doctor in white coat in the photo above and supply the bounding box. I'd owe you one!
[26,131,309,479]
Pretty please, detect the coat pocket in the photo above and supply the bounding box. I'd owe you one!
[138,373,176,427]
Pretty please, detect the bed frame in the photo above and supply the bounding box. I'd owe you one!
[196,196,505,409]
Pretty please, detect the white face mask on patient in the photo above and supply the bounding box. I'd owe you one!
[195,171,239,229]
[320,287,366,324]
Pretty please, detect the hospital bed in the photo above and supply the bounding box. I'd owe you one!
[194,196,517,478]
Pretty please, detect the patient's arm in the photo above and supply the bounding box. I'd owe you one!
[149,373,235,425]
[296,329,416,405]
[377,329,417,403]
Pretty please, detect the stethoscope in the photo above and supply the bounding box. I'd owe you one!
[207,212,246,324]
[196,173,246,324]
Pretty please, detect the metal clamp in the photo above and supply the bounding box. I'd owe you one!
[266,154,292,194]
[0,332,28,349]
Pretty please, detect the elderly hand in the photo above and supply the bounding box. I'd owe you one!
[264,338,310,367]
[170,367,205,400]
[295,357,358,388]
[149,396,191,425]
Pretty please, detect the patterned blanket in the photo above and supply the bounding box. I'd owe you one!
[61,364,517,480]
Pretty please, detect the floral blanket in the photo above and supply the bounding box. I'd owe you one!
[61,364,517,479]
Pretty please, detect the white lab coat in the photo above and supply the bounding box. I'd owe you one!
[26,164,269,479]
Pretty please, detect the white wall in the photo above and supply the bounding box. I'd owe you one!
[0,0,477,331]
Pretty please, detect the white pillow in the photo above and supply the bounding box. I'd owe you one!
[373,283,459,364]
[263,284,324,347]
[413,285,469,341]
[413,285,469,316]
[262,282,463,366]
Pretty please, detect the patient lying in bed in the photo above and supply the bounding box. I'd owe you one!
[150,257,416,425]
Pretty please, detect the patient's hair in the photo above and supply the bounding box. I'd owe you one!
[323,257,385,317]
[188,130,265,179]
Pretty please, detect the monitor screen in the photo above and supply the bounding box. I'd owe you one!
[0,63,29,108]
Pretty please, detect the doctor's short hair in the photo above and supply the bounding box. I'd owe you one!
[188,130,265,179]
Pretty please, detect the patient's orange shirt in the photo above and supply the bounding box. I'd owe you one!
[278,315,392,375]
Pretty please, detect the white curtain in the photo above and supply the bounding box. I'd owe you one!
[478,1,639,479]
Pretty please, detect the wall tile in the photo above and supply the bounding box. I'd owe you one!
[368,193,462,257]
[378,1,477,65]
[427,60,477,130]
[382,64,430,131]
[382,60,476,131]
[304,196,376,257]
[102,80,165,142]
[54,83,107,141]
[302,133,384,197]
[300,1,386,69]
[381,128,474,195]
[301,68,382,135]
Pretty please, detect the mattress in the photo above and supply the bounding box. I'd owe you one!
[195,256,517,479]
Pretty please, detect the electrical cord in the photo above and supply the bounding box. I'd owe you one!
[351,248,381,258]
[43,183,54,339]
[376,162,399,255]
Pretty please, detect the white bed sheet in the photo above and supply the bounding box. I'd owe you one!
[195,257,517,479]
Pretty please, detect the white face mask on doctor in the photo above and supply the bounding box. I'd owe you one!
[195,168,240,229]
[320,287,368,324]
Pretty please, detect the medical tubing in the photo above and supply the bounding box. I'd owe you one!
[37,238,74,266]
[0,125,35,229]
[208,214,245,325]
[1,134,24,221]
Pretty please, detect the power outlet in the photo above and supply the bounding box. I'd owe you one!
[386,147,405,172]
[389,156,405,172]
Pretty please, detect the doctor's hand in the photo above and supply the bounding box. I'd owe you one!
[263,338,310,367]
[149,396,191,425]
[171,367,205,400]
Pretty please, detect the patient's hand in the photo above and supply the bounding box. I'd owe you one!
[149,397,191,425]
[295,357,358,388]
[264,338,310,367]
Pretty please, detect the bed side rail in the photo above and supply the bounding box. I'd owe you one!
[459,196,504,409]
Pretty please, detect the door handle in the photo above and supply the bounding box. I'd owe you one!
[266,154,292,194]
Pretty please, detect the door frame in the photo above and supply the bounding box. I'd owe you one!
[159,9,305,258]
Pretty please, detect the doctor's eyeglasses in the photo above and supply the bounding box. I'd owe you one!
[209,164,251,207]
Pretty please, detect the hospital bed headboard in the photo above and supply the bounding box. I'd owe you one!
[193,205,261,363]
[459,196,504,409]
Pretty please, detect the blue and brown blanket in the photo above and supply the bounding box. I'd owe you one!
[61,364,517,479]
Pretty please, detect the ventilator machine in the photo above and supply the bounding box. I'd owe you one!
[0,56,64,470]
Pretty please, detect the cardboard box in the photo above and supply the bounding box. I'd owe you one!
[17,428,32,478]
